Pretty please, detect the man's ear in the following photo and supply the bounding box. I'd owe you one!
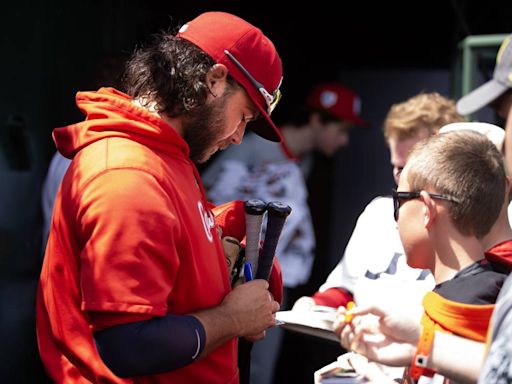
[420,190,436,228]
[206,64,229,96]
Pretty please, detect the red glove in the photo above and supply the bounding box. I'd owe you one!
[211,200,246,241]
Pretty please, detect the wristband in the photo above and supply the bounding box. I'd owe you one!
[409,324,436,380]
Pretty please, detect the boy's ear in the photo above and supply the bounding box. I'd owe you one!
[420,190,436,228]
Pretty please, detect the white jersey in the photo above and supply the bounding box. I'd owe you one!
[320,196,435,319]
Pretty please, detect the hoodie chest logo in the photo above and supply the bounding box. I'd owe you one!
[197,201,215,243]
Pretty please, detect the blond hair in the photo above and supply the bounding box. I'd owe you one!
[406,130,505,239]
[384,93,463,141]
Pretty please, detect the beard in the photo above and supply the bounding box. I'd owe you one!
[182,90,230,164]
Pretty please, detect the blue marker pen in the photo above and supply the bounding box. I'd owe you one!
[244,261,253,282]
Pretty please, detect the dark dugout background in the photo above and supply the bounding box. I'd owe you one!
[1,0,511,382]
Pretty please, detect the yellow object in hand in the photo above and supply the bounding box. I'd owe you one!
[344,301,355,323]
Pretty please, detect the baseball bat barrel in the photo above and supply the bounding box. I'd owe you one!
[244,199,267,275]
[255,201,292,281]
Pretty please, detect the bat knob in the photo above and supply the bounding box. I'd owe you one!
[267,201,292,218]
[244,199,267,215]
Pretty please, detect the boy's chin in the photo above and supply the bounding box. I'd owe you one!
[405,254,428,270]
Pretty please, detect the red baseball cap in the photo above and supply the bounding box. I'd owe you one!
[307,83,368,127]
[177,12,284,142]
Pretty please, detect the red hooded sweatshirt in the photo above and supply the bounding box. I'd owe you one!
[36,88,239,384]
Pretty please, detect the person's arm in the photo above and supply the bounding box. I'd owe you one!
[428,331,485,384]
[193,279,279,354]
[94,279,279,377]
[334,304,485,384]
[94,314,206,377]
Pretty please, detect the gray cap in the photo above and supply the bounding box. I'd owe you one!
[457,35,512,115]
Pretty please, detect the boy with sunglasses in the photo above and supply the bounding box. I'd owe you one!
[372,130,507,383]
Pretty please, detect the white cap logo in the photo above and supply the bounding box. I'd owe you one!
[320,90,338,109]
[178,24,189,33]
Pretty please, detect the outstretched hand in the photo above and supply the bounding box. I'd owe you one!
[333,304,421,367]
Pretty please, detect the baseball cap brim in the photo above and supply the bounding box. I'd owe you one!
[456,79,509,115]
[248,114,283,142]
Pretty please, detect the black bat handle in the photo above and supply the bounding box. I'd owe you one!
[255,201,292,280]
[244,199,267,274]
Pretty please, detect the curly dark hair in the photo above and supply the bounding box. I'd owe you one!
[124,33,216,117]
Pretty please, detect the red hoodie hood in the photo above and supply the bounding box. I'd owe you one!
[53,87,189,159]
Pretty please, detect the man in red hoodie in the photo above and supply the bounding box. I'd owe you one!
[36,12,284,384]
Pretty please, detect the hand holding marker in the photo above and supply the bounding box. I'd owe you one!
[343,301,355,323]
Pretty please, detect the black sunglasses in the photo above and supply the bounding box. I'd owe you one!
[224,49,282,115]
[392,189,461,222]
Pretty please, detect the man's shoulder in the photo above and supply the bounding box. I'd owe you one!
[76,137,173,184]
